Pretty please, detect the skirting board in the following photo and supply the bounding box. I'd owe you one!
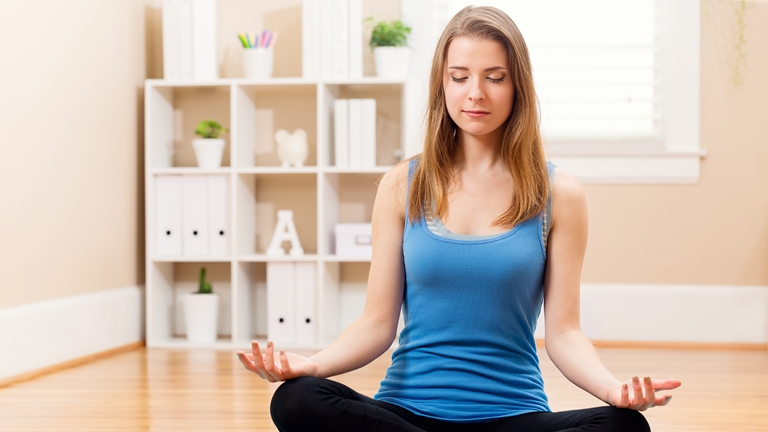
[533,284,768,346]
[0,285,145,381]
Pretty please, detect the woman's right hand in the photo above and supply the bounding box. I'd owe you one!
[236,340,318,382]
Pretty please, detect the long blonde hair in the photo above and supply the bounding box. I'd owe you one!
[407,5,549,227]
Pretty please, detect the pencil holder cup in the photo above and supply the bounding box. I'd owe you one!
[242,47,274,79]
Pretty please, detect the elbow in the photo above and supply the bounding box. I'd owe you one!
[544,326,582,354]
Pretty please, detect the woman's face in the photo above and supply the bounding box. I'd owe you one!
[443,37,514,140]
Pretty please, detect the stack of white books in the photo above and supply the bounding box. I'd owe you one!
[162,0,218,81]
[334,98,376,168]
[303,0,363,79]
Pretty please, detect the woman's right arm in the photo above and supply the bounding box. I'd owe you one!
[237,162,409,381]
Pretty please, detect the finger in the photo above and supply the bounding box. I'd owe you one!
[655,395,673,406]
[642,376,656,410]
[279,349,293,377]
[236,351,266,379]
[652,379,682,391]
[631,376,644,409]
[251,341,270,378]
[263,340,281,381]
[619,383,629,408]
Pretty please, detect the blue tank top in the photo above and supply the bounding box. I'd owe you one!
[373,158,556,422]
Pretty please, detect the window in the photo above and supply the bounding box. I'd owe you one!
[401,0,703,183]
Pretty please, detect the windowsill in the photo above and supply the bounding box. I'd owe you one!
[547,149,706,184]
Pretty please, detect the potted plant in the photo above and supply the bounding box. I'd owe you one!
[192,120,228,169]
[365,18,411,79]
[183,267,219,343]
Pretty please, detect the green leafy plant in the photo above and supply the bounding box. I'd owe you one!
[365,18,411,48]
[197,267,213,294]
[702,0,749,87]
[195,120,229,139]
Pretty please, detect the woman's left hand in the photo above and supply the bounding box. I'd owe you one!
[606,376,681,410]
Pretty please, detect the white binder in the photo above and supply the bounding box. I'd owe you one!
[179,0,194,81]
[362,98,377,168]
[162,0,181,80]
[348,0,363,79]
[191,0,218,81]
[348,98,364,168]
[181,175,209,256]
[332,0,350,79]
[301,0,320,78]
[206,175,229,257]
[294,263,317,345]
[155,176,183,256]
[319,0,334,79]
[267,262,296,346]
[334,99,349,168]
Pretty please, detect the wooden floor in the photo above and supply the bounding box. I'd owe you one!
[0,346,766,431]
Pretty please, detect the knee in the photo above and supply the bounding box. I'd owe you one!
[270,376,326,430]
[605,408,651,432]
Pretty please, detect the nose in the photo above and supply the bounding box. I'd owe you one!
[468,79,486,102]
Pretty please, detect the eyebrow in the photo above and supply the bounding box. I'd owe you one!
[448,66,507,72]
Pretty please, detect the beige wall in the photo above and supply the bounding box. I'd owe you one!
[581,4,768,286]
[0,0,151,309]
[0,1,765,311]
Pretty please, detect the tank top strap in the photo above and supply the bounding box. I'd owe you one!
[543,161,557,251]
[405,157,419,223]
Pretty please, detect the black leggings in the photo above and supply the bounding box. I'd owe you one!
[270,377,651,432]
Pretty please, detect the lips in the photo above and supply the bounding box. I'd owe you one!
[463,110,490,118]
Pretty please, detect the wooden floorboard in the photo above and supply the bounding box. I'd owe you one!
[0,346,766,431]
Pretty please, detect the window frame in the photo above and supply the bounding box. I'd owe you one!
[401,0,703,184]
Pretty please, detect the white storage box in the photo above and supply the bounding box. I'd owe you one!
[335,223,373,258]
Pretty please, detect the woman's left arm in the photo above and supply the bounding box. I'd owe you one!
[543,169,681,410]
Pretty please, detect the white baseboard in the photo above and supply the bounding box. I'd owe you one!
[0,283,764,381]
[534,284,768,345]
[0,285,144,380]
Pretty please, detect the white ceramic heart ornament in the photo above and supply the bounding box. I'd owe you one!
[275,129,308,167]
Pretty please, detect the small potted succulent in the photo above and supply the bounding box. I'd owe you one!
[183,267,219,343]
[365,17,411,79]
[192,120,229,169]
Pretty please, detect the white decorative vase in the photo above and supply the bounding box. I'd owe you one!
[183,293,219,343]
[192,138,225,169]
[373,46,410,79]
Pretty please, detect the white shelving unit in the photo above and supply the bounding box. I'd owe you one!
[144,62,419,348]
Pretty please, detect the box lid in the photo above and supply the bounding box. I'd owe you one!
[334,223,372,235]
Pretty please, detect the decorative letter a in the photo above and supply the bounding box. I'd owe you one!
[266,210,304,257]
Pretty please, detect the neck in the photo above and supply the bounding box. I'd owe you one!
[454,128,505,172]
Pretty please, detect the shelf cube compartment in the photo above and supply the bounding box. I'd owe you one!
[321,83,404,168]
[321,173,379,256]
[232,84,317,168]
[146,84,231,169]
[147,261,233,347]
[236,173,318,256]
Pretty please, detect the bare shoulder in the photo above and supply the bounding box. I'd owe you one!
[552,166,586,202]
[379,159,410,192]
[375,159,411,220]
[550,167,587,223]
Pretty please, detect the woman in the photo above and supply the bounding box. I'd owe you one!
[237,6,680,431]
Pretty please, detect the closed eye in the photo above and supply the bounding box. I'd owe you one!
[450,76,467,83]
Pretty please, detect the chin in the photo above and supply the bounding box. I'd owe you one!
[459,125,497,137]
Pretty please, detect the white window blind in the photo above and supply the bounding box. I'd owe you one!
[437,0,662,149]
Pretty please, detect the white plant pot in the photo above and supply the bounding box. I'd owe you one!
[183,293,219,343]
[192,138,225,169]
[373,46,410,79]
